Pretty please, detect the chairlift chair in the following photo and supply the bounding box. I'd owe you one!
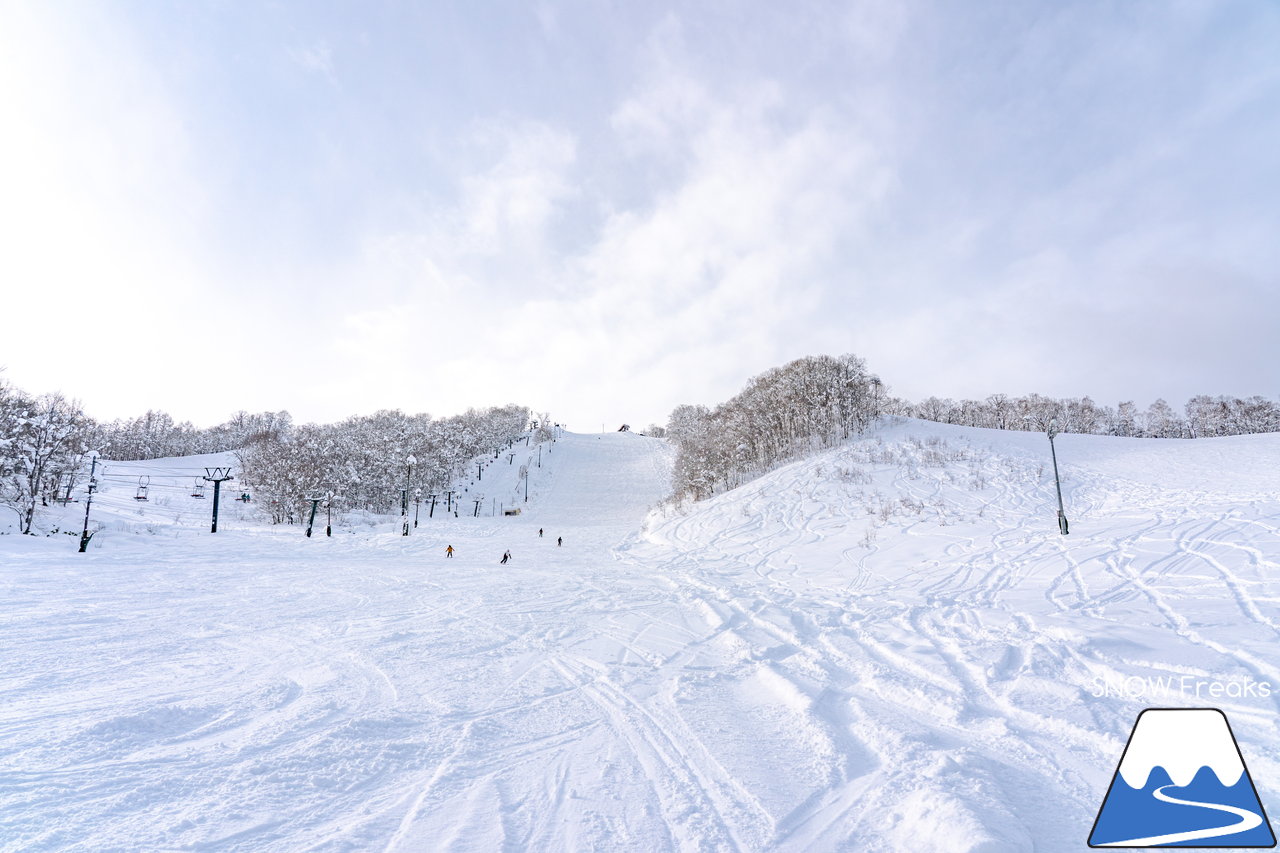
[51,475,73,504]
[191,479,206,498]
[134,476,150,501]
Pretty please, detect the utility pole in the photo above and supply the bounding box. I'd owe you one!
[326,492,334,537]
[402,455,415,536]
[476,461,482,481]
[1047,419,1069,535]
[305,495,322,537]
[78,452,99,553]
[538,445,542,468]
[203,467,235,533]
[445,489,455,513]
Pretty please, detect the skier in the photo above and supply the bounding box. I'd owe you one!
[500,549,511,564]
[538,528,543,538]
[557,536,562,547]
[445,545,454,558]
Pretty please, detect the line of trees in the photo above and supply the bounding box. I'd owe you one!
[235,405,530,524]
[664,355,1280,503]
[0,371,531,533]
[95,409,294,460]
[890,393,1280,439]
[666,354,883,500]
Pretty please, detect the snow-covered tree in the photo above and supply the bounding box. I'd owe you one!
[667,354,883,500]
[236,404,529,523]
[0,388,91,533]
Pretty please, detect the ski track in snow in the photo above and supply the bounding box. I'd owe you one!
[2,421,1279,851]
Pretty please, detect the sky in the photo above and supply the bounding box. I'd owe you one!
[1,0,1278,431]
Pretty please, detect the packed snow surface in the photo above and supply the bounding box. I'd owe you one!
[2,420,1279,851]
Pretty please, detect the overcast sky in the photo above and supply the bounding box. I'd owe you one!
[2,1,1277,430]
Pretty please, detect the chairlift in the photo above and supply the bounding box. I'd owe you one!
[134,476,150,501]
[191,479,206,498]
[51,474,74,504]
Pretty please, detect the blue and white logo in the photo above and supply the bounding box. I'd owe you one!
[1089,708,1276,847]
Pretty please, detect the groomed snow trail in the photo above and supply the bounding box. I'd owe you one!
[3,423,1279,851]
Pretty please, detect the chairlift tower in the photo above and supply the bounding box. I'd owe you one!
[202,467,235,533]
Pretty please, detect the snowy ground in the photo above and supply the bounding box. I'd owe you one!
[2,422,1279,851]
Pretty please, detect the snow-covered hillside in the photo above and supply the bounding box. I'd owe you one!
[2,422,1278,851]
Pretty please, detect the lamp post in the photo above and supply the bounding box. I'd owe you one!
[1046,419,1069,535]
[402,454,416,536]
[414,487,422,528]
[78,451,99,553]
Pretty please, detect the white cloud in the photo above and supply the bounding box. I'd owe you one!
[288,40,334,77]
[306,51,891,427]
[5,2,1275,428]
[454,121,577,258]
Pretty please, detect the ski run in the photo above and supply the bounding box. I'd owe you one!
[3,419,1279,851]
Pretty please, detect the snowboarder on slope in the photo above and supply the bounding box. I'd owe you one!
[557,536,562,547]
[445,545,454,558]
[539,528,543,537]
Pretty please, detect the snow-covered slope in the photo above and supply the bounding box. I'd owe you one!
[630,418,1280,850]
[2,422,1278,851]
